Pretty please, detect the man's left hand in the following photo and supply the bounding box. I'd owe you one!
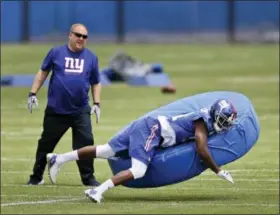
[91,103,100,123]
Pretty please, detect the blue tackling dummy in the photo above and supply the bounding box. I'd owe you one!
[108,91,260,188]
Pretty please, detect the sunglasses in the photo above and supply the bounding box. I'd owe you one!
[72,32,88,39]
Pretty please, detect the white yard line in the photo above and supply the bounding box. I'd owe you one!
[107,202,279,208]
[1,197,84,207]
[107,202,279,207]
[201,169,279,173]
[1,198,278,207]
[218,76,278,83]
[156,52,215,60]
[167,63,269,72]
[259,115,279,120]
[157,187,279,191]
[0,194,80,197]
[2,184,86,189]
[194,178,279,182]
[156,52,253,60]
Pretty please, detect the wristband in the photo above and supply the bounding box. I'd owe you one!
[29,92,36,97]
[94,102,100,107]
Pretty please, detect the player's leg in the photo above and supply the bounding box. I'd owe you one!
[27,113,70,185]
[47,124,132,184]
[52,121,132,164]
[85,117,161,203]
[47,143,115,184]
[84,157,147,203]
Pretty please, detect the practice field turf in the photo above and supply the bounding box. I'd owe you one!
[1,44,279,214]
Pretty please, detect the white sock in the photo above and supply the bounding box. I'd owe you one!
[56,150,79,165]
[95,179,115,195]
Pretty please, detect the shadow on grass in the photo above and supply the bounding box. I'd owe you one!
[107,193,238,202]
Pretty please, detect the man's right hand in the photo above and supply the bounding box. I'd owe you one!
[27,92,38,113]
[217,170,234,184]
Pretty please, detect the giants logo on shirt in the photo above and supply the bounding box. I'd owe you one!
[64,57,84,73]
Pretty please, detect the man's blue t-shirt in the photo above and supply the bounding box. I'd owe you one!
[41,45,100,114]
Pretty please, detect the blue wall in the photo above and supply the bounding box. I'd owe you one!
[1,1,279,42]
[28,1,116,37]
[235,1,279,29]
[1,1,23,42]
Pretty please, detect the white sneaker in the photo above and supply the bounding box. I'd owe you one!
[46,153,60,184]
[84,188,103,203]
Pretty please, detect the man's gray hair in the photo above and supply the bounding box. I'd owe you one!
[70,23,87,32]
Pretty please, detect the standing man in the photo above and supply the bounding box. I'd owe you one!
[26,23,101,186]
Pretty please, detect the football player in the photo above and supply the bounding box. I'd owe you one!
[47,99,237,203]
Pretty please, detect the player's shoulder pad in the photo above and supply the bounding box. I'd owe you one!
[198,108,214,133]
[198,108,211,121]
[191,109,211,124]
[189,111,204,121]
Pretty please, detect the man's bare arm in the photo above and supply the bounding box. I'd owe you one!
[194,119,220,174]
[91,83,101,104]
[30,70,49,94]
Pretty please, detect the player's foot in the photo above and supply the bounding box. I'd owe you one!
[46,153,60,184]
[84,188,103,203]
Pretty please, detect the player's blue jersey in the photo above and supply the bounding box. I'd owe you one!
[157,108,215,147]
[41,45,100,114]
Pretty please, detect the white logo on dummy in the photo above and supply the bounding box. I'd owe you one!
[64,57,84,73]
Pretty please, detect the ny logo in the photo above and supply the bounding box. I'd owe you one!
[64,57,84,73]
[219,100,230,109]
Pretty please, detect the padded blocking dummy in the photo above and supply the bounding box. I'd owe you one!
[108,91,260,188]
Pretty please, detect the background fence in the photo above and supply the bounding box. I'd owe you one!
[1,0,279,43]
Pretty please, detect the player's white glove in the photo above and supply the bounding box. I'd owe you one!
[27,92,38,113]
[91,103,100,123]
[217,170,234,184]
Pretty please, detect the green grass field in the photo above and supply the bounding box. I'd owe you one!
[1,43,279,214]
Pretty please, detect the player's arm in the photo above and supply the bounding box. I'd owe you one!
[194,119,220,174]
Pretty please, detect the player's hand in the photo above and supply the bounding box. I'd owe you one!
[91,103,100,123]
[27,92,38,113]
[217,170,234,184]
